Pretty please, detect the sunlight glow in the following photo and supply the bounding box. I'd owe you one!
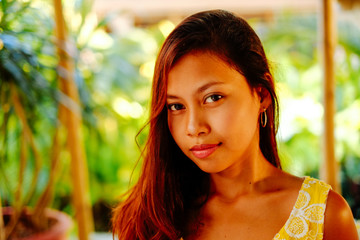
[112,97,143,119]
[88,29,114,49]
[81,13,99,43]
[139,59,155,80]
[279,95,323,141]
[158,20,175,38]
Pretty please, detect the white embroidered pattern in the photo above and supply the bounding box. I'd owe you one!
[273,177,331,240]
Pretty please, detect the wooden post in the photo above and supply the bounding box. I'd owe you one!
[320,0,341,193]
[0,195,4,240]
[53,0,94,239]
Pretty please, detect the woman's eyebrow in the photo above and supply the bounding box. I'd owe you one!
[167,81,225,100]
[166,95,179,100]
[196,81,225,94]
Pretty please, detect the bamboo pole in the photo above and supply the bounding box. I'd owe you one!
[53,0,94,239]
[0,195,4,240]
[320,0,341,193]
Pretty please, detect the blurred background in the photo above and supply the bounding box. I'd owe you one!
[0,0,359,239]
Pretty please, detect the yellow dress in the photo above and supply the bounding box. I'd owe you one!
[273,176,331,240]
[180,177,331,240]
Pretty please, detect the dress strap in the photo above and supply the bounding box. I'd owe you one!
[273,176,331,240]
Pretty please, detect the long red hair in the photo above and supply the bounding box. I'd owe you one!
[112,9,281,239]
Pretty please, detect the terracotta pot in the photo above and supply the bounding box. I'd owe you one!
[2,207,72,240]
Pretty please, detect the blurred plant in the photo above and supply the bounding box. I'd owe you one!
[0,0,165,232]
[45,0,172,231]
[76,20,171,233]
[0,0,65,238]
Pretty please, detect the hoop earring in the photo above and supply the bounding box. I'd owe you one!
[260,109,267,128]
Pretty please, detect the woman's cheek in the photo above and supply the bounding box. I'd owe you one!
[168,116,185,145]
[209,103,234,132]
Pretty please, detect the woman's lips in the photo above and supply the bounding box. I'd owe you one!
[190,143,221,159]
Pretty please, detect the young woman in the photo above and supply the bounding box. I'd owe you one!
[112,10,358,240]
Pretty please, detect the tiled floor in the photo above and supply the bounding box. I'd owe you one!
[91,232,113,240]
[70,232,113,240]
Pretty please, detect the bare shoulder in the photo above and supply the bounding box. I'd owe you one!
[324,189,359,240]
[267,170,305,191]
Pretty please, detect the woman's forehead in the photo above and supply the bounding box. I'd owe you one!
[166,52,251,97]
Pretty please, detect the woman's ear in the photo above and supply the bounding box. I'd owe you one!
[256,74,273,110]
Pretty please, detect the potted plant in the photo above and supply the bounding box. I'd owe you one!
[0,0,73,239]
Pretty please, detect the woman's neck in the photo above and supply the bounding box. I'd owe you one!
[208,152,280,202]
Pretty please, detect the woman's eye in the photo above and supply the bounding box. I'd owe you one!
[204,94,223,103]
[168,104,185,111]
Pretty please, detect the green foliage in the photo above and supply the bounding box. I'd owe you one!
[75,22,165,204]
[44,1,170,230]
[0,0,58,206]
[254,13,360,175]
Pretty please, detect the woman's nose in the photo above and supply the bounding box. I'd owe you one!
[186,110,209,137]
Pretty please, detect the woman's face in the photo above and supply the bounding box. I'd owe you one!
[166,52,265,174]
